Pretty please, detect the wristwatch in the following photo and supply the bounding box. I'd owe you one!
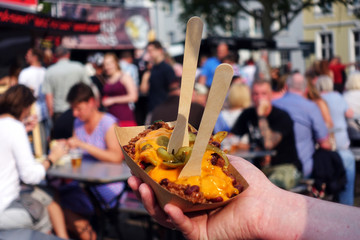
[45,158,53,168]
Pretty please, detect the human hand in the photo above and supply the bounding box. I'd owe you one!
[102,96,114,107]
[128,155,279,240]
[48,141,68,163]
[257,99,271,117]
[23,114,38,132]
[67,136,82,149]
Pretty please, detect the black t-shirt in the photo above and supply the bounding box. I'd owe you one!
[231,106,302,170]
[150,95,204,130]
[148,61,175,113]
[52,109,74,139]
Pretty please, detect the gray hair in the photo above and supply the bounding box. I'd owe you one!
[345,72,360,91]
[55,46,70,58]
[286,73,307,92]
[316,75,334,92]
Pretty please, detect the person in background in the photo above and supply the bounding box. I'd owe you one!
[198,42,229,88]
[344,72,360,117]
[254,50,271,81]
[316,75,355,205]
[0,85,68,238]
[165,52,183,81]
[128,154,360,240]
[222,53,244,84]
[18,47,49,151]
[133,49,150,125]
[271,71,288,100]
[42,46,91,123]
[119,51,139,87]
[241,57,257,87]
[317,59,333,79]
[343,72,360,146]
[192,82,208,107]
[231,80,301,190]
[0,60,22,94]
[146,81,204,130]
[215,83,251,153]
[214,83,251,133]
[102,53,138,127]
[140,40,176,113]
[273,73,332,178]
[57,83,124,240]
[305,69,334,130]
[42,48,54,68]
[87,53,106,110]
[329,56,356,93]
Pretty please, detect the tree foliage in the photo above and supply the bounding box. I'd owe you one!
[161,0,353,40]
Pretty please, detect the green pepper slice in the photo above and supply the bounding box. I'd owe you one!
[141,144,152,152]
[212,131,228,143]
[174,146,193,162]
[156,147,174,161]
[156,136,169,147]
[145,165,155,173]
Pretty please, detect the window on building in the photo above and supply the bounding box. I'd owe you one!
[350,0,360,17]
[320,33,333,59]
[354,31,360,63]
[314,1,333,15]
[280,50,290,66]
[168,31,175,44]
[163,2,173,15]
[253,9,262,35]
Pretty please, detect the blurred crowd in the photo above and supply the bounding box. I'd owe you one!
[1,40,360,239]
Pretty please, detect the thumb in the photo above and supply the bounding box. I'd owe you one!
[164,204,199,240]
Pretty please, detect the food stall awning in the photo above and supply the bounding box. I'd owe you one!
[0,6,100,36]
[0,6,100,78]
[200,36,277,55]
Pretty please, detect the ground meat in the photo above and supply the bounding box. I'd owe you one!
[160,178,207,204]
[123,121,172,159]
[210,153,225,168]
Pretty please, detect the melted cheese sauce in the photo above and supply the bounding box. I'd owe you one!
[133,127,239,201]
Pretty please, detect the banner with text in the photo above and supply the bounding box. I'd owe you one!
[60,3,150,49]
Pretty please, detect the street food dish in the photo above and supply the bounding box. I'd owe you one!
[122,121,245,205]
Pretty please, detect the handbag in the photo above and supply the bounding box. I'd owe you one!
[8,193,45,223]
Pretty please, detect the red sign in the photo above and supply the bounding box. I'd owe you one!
[1,0,37,9]
[60,3,151,49]
[0,7,100,35]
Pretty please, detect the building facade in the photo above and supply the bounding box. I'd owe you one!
[303,1,360,70]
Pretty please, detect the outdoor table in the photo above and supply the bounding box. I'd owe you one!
[47,161,131,184]
[47,161,132,240]
[0,229,63,240]
[232,149,276,160]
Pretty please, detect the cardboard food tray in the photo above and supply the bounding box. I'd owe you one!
[115,121,249,212]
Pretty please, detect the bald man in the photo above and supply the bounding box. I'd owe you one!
[272,73,332,178]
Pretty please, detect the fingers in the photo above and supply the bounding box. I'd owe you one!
[138,183,174,228]
[127,176,142,200]
[164,204,196,238]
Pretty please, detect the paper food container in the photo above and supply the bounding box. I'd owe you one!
[115,122,249,212]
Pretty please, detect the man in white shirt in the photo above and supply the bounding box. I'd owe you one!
[18,48,49,151]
